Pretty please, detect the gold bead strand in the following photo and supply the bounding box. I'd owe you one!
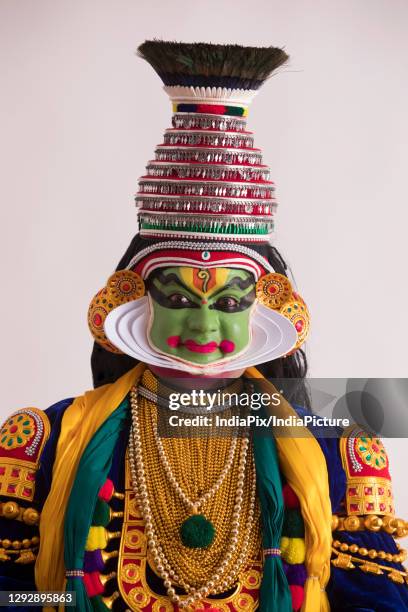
[140,390,244,582]
[128,386,259,608]
[154,413,238,515]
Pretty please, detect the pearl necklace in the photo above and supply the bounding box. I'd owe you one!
[128,386,258,608]
[154,419,238,516]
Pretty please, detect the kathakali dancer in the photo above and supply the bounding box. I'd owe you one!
[0,41,407,612]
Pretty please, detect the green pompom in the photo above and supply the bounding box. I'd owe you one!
[179,514,215,548]
[91,499,111,527]
[282,508,305,538]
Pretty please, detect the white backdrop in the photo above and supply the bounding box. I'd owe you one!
[1,0,407,514]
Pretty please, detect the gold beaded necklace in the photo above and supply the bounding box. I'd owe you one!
[128,372,261,609]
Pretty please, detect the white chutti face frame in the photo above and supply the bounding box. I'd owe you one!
[104,297,297,375]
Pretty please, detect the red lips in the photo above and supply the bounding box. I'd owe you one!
[166,336,235,354]
[184,339,218,353]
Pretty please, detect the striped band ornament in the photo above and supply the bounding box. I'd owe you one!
[145,161,271,182]
[138,214,274,239]
[135,41,289,244]
[162,130,255,148]
[65,569,84,578]
[173,103,249,116]
[130,248,269,281]
[154,147,263,166]
[172,113,248,132]
[137,198,275,216]
[264,548,282,558]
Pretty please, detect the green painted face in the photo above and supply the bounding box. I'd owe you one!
[147,267,256,365]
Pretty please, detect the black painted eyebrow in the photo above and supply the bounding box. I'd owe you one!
[210,275,254,299]
[148,282,200,309]
[150,271,202,300]
[148,269,254,300]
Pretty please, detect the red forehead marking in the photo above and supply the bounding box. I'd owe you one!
[193,269,217,294]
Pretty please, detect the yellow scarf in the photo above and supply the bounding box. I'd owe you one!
[35,363,146,593]
[35,364,331,612]
[245,367,331,612]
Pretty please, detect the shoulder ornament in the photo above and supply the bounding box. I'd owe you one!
[340,424,394,516]
[0,407,50,502]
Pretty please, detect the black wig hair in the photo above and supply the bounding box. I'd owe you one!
[91,234,311,409]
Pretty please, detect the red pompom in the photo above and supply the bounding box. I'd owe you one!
[83,572,104,597]
[98,478,114,501]
[282,483,300,508]
[290,584,304,611]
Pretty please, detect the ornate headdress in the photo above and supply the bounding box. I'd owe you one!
[88,40,310,372]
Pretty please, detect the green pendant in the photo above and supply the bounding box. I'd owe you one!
[179,514,215,549]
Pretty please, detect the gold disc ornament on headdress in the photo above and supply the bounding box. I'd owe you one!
[256,273,310,351]
[88,270,145,353]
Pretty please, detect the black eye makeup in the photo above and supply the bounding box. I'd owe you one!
[148,283,199,309]
[210,289,256,313]
[167,293,198,308]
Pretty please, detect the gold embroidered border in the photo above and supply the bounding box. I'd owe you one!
[332,514,408,538]
[0,408,50,503]
[118,451,261,610]
[344,477,394,516]
[331,548,408,585]
[0,463,37,502]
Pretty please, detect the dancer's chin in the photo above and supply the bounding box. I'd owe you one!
[149,364,246,380]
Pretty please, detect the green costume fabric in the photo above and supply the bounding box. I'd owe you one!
[63,397,129,612]
[252,425,293,611]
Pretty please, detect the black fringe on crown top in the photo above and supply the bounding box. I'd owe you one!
[137,40,289,90]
